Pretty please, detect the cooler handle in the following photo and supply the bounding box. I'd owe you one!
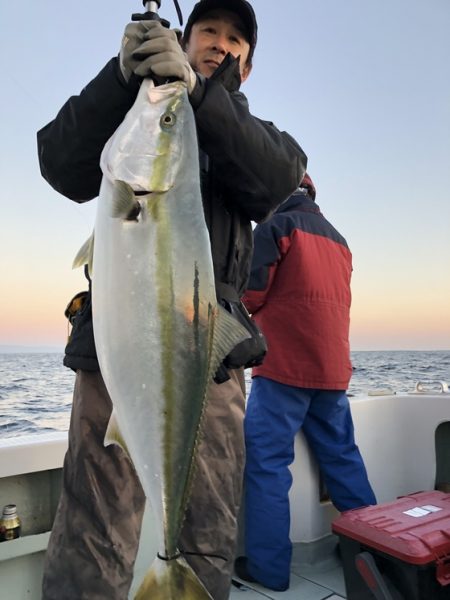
[436,556,450,586]
[413,529,450,587]
[355,552,394,600]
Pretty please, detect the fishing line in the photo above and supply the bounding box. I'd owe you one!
[157,551,181,561]
[180,550,228,562]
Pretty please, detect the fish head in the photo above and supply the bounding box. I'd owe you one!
[101,80,191,194]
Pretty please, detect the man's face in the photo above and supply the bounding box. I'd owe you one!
[184,9,252,82]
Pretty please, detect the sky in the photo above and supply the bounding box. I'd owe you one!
[1,0,449,351]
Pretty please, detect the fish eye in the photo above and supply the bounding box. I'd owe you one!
[160,111,177,129]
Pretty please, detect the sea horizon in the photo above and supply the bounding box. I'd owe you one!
[1,350,449,438]
[1,345,449,354]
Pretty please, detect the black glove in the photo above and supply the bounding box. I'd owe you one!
[119,21,196,92]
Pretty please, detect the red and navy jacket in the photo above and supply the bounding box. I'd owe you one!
[242,186,353,390]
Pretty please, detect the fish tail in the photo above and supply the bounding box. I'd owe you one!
[134,554,213,600]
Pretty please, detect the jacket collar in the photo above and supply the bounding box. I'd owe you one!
[210,53,242,92]
[276,189,321,215]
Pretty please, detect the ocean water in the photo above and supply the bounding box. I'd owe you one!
[0,350,449,440]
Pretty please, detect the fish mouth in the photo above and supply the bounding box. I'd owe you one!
[135,186,173,196]
[111,181,172,221]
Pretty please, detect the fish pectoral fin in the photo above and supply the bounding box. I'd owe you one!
[111,180,141,220]
[72,231,94,277]
[207,304,250,380]
[104,409,131,458]
[135,555,213,600]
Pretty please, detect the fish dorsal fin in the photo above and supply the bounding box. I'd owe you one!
[104,409,130,459]
[207,304,250,381]
[72,231,94,277]
[111,180,141,219]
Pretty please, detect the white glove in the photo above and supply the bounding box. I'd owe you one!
[120,20,196,93]
[119,21,147,83]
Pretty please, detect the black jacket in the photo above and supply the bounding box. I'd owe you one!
[37,56,307,370]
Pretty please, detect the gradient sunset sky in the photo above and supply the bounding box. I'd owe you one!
[1,0,449,350]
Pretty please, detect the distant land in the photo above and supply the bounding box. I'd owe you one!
[0,345,64,354]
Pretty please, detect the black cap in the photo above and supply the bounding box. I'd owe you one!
[183,0,257,63]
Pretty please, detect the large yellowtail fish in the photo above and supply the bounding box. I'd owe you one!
[74,79,249,599]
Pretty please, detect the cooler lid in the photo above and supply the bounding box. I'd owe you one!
[332,491,450,565]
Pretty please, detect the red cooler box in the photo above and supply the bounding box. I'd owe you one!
[332,491,450,599]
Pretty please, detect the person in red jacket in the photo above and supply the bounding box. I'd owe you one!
[235,178,376,591]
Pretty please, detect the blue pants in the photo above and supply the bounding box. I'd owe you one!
[244,376,376,590]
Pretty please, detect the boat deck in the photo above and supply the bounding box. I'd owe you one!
[230,565,345,599]
[4,385,450,600]
[230,544,346,600]
[231,587,344,600]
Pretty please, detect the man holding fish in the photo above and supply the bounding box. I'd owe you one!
[37,1,307,598]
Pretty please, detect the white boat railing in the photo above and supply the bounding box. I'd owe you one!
[0,431,68,479]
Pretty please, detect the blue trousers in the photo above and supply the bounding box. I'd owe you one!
[244,376,376,590]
